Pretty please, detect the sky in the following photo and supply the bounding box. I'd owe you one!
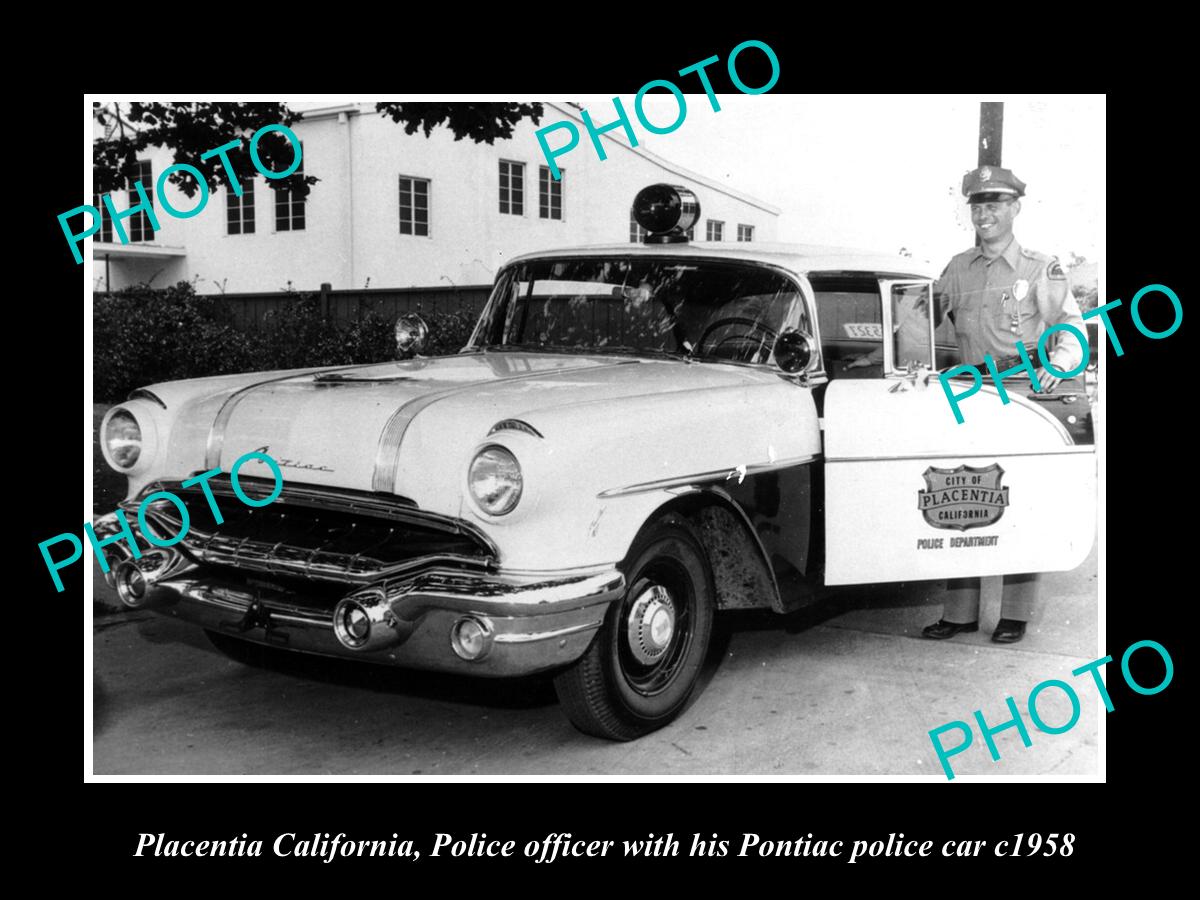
[627,94,1105,270]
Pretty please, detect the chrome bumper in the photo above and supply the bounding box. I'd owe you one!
[98,540,621,679]
[93,497,624,676]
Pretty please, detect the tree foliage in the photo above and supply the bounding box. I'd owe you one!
[92,102,545,200]
[94,281,480,403]
[375,102,543,143]
[93,102,316,199]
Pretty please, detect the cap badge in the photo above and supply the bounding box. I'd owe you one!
[980,167,993,182]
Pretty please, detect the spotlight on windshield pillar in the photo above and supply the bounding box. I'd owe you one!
[633,184,700,244]
[774,330,814,373]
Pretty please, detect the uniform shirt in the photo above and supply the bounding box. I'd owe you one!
[935,237,1084,372]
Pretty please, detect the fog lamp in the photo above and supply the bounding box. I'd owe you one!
[115,561,148,609]
[332,594,402,652]
[334,600,372,649]
[451,616,494,661]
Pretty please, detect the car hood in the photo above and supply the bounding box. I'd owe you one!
[191,351,774,496]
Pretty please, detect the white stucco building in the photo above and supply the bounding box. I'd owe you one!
[90,101,781,294]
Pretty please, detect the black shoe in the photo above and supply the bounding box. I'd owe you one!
[991,619,1027,644]
[922,619,979,640]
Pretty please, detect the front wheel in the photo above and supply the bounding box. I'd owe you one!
[553,514,715,740]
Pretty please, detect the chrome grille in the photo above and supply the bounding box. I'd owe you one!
[125,477,495,585]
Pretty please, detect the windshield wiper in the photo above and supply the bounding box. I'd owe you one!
[481,344,591,354]
[585,345,695,361]
[475,343,698,362]
[313,371,414,383]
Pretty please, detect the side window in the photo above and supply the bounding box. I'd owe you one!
[499,160,524,215]
[811,276,884,378]
[538,166,562,220]
[888,281,934,370]
[810,276,934,378]
[933,294,960,370]
[227,176,255,235]
[275,155,306,231]
[399,176,430,236]
[92,194,113,243]
[128,160,154,242]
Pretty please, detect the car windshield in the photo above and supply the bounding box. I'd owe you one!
[470,256,803,364]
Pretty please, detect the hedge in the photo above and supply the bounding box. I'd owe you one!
[94,282,479,402]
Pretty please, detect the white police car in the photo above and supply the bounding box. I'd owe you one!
[95,185,1096,740]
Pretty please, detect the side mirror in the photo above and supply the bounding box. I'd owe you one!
[395,314,429,358]
[774,329,814,373]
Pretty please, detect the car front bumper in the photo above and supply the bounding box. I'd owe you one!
[96,519,622,677]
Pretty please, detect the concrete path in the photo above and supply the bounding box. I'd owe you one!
[91,546,1100,778]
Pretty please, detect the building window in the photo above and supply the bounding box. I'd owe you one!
[706,219,724,242]
[499,160,524,215]
[399,176,430,236]
[128,160,154,242]
[275,158,306,231]
[685,224,695,240]
[629,207,646,243]
[226,177,255,235]
[539,166,562,220]
[737,224,754,242]
[92,194,112,243]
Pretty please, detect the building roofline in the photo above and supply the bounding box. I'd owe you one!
[294,101,781,218]
[295,103,364,120]
[542,101,781,217]
[92,242,187,259]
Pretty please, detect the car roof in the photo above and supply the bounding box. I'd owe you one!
[505,241,938,280]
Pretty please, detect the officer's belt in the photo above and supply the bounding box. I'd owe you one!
[973,345,1039,372]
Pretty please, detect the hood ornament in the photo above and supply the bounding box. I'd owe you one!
[251,445,334,473]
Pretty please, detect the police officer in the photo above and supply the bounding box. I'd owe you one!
[922,165,1085,644]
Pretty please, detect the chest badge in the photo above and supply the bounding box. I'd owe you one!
[1013,279,1029,301]
[918,464,1010,531]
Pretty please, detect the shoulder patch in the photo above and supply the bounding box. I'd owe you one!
[1047,258,1066,280]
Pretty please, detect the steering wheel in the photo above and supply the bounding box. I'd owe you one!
[693,317,779,362]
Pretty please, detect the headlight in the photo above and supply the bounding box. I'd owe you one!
[468,446,522,516]
[104,409,142,469]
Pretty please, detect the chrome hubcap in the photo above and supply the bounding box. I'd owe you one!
[626,584,676,665]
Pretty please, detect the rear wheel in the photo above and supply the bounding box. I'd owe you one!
[554,514,714,740]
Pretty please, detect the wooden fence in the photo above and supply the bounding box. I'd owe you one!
[211,284,495,332]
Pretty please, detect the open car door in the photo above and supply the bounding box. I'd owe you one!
[822,278,1096,586]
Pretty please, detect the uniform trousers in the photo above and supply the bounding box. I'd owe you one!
[942,573,1040,624]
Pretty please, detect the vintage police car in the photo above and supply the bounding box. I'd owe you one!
[95,185,1096,741]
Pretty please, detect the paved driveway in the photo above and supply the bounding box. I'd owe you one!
[91,546,1100,777]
